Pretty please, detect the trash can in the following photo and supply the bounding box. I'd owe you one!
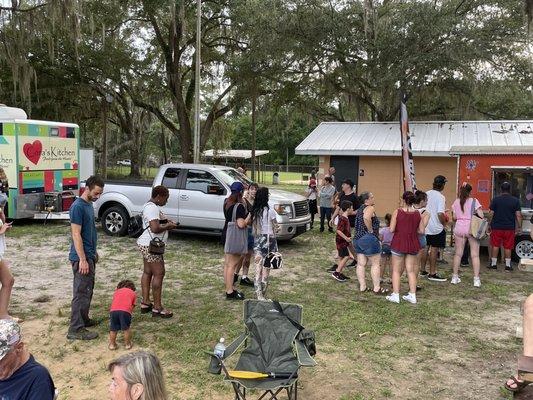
[272,172,279,185]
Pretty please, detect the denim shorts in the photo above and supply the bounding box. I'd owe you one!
[247,228,254,251]
[354,233,381,256]
[419,234,427,248]
[110,311,132,331]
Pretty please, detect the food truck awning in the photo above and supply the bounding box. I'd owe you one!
[450,146,533,155]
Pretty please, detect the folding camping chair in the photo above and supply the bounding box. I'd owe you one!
[208,300,316,400]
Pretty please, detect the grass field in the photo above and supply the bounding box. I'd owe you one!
[8,221,532,399]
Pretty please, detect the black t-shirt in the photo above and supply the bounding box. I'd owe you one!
[0,355,55,400]
[224,203,247,222]
[339,192,360,227]
[490,194,521,230]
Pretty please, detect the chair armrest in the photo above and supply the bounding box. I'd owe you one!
[295,340,317,367]
[224,332,247,359]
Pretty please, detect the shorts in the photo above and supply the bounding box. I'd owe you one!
[426,229,446,248]
[490,229,515,250]
[138,245,164,263]
[337,246,350,258]
[254,235,278,258]
[381,244,391,256]
[391,249,418,257]
[419,234,427,248]
[354,233,381,256]
[109,311,132,331]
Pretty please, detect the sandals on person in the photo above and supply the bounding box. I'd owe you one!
[125,343,133,350]
[140,302,153,314]
[373,287,390,296]
[152,308,173,319]
[505,356,533,393]
[108,343,118,350]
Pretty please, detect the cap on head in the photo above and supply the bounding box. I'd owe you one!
[230,181,244,193]
[0,319,20,361]
[433,175,447,185]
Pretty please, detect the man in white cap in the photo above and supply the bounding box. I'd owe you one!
[0,319,55,399]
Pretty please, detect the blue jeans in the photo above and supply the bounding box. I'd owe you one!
[320,207,332,231]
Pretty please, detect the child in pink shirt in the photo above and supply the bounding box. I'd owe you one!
[109,280,137,350]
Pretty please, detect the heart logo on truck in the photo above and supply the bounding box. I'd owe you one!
[23,140,42,165]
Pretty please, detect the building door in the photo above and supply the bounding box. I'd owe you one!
[330,156,359,193]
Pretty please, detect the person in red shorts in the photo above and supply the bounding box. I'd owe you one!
[109,280,137,350]
[331,201,355,282]
[488,182,522,271]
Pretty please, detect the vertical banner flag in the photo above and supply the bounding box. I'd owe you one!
[400,92,417,192]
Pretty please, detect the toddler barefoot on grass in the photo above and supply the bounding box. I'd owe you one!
[109,279,136,350]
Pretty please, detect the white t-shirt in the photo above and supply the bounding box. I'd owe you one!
[425,190,446,235]
[306,187,317,200]
[258,208,277,235]
[137,202,168,246]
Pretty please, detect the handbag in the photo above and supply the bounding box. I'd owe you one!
[263,212,283,269]
[469,198,488,240]
[224,203,248,254]
[142,202,166,255]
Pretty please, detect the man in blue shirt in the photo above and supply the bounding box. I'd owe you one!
[67,175,104,340]
[0,319,55,400]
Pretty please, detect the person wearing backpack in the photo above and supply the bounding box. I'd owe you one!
[450,183,483,287]
[137,186,178,318]
[251,187,279,301]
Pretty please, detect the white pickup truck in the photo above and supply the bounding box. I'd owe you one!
[87,163,311,240]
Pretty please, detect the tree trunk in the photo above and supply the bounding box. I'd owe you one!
[161,126,169,164]
[251,96,256,181]
[101,101,108,178]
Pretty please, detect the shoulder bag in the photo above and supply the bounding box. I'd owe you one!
[224,203,248,254]
[263,211,283,269]
[469,198,488,240]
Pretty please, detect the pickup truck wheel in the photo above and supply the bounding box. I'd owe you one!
[102,206,129,236]
[512,234,533,262]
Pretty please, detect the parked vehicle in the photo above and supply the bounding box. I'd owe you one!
[116,159,131,166]
[84,163,312,240]
[0,105,80,219]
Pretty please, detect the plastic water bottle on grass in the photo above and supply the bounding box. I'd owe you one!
[214,338,226,359]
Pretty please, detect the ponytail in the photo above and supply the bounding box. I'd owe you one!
[459,183,472,212]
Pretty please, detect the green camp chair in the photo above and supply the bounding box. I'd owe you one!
[208,300,316,400]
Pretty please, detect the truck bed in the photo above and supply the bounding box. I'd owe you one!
[101,179,153,187]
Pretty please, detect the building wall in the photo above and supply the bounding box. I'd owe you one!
[323,155,458,216]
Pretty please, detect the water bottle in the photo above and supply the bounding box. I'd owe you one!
[214,338,226,359]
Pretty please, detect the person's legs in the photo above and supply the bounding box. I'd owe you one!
[326,208,333,232]
[419,246,429,274]
[405,255,418,295]
[461,240,470,266]
[490,231,501,267]
[319,208,326,231]
[124,328,132,348]
[356,254,367,291]
[108,331,118,349]
[453,235,466,277]
[0,260,14,319]
[429,246,439,275]
[141,259,153,306]
[390,254,403,295]
[69,260,95,333]
[468,236,481,279]
[254,254,265,300]
[369,254,381,292]
[224,253,240,294]
[506,295,533,389]
[150,261,166,310]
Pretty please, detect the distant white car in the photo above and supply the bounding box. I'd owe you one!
[116,159,131,166]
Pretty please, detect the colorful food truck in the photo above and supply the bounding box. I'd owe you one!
[451,146,533,260]
[0,105,80,219]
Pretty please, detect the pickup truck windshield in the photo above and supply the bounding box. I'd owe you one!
[217,168,254,187]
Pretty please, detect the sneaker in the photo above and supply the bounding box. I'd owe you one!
[385,293,400,304]
[226,291,245,300]
[402,293,417,304]
[240,277,254,287]
[346,260,357,268]
[505,265,514,272]
[327,265,337,272]
[473,277,481,288]
[338,273,350,280]
[67,328,99,341]
[460,262,469,267]
[450,275,461,285]
[84,318,99,327]
[331,271,347,282]
[233,274,239,284]
[416,285,423,292]
[487,264,497,270]
[420,270,429,276]
[427,273,447,282]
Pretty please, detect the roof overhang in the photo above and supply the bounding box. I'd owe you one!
[294,149,453,157]
[449,146,533,155]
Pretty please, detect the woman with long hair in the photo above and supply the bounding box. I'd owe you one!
[251,187,278,300]
[234,183,258,287]
[353,192,387,294]
[451,183,483,287]
[222,182,251,300]
[108,350,167,400]
[386,191,424,304]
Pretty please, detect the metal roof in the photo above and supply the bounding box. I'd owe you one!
[450,145,533,155]
[203,149,269,159]
[295,121,533,157]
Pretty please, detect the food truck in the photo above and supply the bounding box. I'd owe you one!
[0,105,80,219]
[451,146,533,260]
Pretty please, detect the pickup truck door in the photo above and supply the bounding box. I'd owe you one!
[159,167,182,219]
[178,169,227,230]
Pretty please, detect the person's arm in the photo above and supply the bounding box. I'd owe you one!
[389,209,398,233]
[236,204,250,229]
[0,221,11,234]
[417,214,426,235]
[451,201,458,223]
[148,206,177,233]
[363,206,374,232]
[516,210,523,233]
[437,195,446,225]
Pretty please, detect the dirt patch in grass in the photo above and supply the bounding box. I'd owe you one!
[8,222,528,399]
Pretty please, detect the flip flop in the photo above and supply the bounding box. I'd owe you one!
[152,308,173,319]
[504,376,531,393]
[108,344,118,350]
[373,287,390,296]
[125,343,133,350]
[140,302,153,314]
